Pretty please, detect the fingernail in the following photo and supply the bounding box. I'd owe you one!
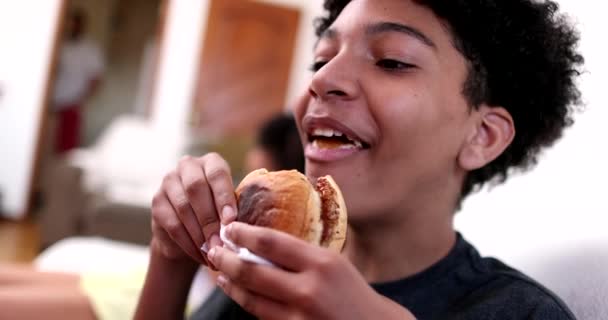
[222,206,236,222]
[217,274,228,288]
[208,247,217,261]
[209,234,222,248]
[201,242,209,253]
[225,223,234,238]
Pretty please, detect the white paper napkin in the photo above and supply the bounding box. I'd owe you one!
[202,224,275,267]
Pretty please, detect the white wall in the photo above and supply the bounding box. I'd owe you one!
[456,0,608,261]
[0,1,64,219]
[150,0,209,136]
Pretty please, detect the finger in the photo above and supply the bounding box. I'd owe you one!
[224,222,319,271]
[165,173,207,248]
[200,153,237,224]
[151,220,209,265]
[164,214,207,264]
[216,274,290,320]
[158,180,207,264]
[151,193,194,260]
[208,246,301,302]
[178,156,221,248]
[152,190,206,264]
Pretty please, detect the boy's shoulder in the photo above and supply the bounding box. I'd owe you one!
[448,248,576,320]
[374,235,576,320]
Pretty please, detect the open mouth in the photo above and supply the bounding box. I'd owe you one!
[307,128,371,150]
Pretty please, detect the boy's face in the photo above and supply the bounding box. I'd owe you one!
[295,0,478,223]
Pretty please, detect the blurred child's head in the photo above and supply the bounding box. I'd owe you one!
[245,114,304,173]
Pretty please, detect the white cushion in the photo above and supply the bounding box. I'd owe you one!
[35,237,214,312]
[67,115,188,206]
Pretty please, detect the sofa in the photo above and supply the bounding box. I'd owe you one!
[37,115,254,248]
[37,116,188,247]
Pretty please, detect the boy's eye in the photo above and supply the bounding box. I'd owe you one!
[309,61,327,72]
[376,59,416,71]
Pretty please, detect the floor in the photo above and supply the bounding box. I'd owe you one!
[0,218,40,263]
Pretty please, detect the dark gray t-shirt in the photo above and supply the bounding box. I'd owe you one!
[190,234,575,319]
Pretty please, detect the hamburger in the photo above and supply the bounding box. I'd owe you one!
[234,169,347,252]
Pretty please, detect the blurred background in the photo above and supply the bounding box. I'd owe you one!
[0,0,606,317]
[0,0,324,258]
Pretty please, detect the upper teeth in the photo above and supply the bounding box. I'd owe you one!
[311,128,364,148]
[312,128,344,137]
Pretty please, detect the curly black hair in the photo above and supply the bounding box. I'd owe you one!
[315,0,584,201]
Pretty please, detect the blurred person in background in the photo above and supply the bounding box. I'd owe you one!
[0,113,303,320]
[51,8,104,154]
[244,113,304,174]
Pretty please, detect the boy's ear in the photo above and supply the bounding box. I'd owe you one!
[458,106,515,171]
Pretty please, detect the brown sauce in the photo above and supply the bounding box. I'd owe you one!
[316,177,340,245]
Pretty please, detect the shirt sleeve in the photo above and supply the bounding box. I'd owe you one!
[525,299,577,320]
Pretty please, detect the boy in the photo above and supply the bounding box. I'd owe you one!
[136,0,582,319]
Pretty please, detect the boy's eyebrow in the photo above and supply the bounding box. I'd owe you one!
[319,28,338,40]
[367,22,436,49]
[318,22,437,49]
[315,28,337,49]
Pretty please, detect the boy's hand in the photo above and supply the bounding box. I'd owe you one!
[208,222,416,320]
[150,153,237,266]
